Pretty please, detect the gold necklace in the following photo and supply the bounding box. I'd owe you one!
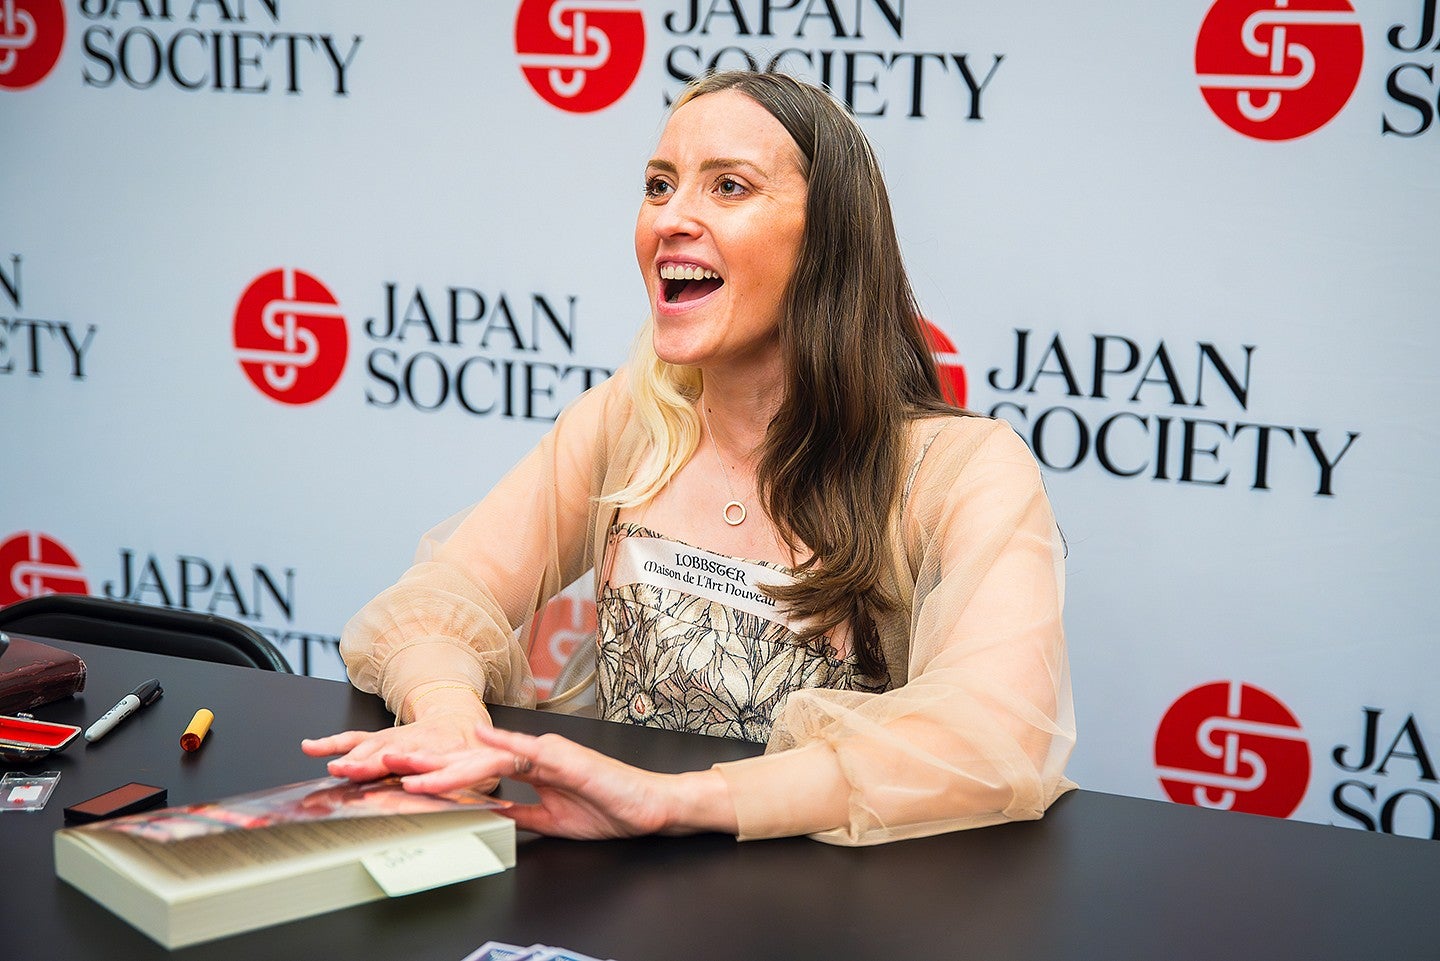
[701,403,747,526]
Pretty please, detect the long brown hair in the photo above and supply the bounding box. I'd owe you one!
[689,71,960,677]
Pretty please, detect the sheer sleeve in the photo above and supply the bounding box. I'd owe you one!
[713,417,1076,845]
[339,373,632,723]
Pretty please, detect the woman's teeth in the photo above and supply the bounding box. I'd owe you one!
[659,264,721,281]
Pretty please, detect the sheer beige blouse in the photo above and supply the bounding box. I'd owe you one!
[340,370,1076,846]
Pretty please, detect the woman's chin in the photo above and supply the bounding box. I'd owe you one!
[650,328,712,369]
[652,343,707,369]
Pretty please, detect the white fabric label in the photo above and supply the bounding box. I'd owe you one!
[609,535,802,629]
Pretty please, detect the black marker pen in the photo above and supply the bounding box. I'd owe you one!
[85,679,163,743]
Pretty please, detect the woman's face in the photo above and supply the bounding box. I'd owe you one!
[635,88,808,375]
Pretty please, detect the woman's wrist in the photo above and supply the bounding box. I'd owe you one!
[659,769,739,836]
[403,684,490,726]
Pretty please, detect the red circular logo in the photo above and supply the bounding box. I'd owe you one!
[1155,680,1310,817]
[233,268,348,406]
[515,0,645,113]
[0,531,87,606]
[1195,0,1363,141]
[921,318,968,408]
[0,0,64,90]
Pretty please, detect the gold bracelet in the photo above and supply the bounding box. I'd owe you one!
[405,684,483,720]
[410,684,481,703]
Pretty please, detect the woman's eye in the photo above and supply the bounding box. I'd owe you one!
[716,177,746,197]
[644,177,672,199]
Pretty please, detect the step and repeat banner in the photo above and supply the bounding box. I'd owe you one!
[3,0,1436,839]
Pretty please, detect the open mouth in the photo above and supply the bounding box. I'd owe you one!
[659,263,724,305]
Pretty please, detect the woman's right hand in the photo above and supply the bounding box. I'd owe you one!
[301,690,501,788]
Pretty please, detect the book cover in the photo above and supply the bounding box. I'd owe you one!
[54,775,516,949]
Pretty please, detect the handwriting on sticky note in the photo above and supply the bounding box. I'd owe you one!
[361,832,505,897]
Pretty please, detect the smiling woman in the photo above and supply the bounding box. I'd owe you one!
[304,71,1077,847]
[635,87,806,377]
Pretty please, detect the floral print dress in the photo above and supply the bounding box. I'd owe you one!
[595,522,888,743]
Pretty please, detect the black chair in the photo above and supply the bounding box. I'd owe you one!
[0,595,293,673]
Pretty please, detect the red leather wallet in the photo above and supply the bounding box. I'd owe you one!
[0,634,88,714]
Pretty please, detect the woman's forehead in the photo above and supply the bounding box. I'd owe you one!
[651,89,804,175]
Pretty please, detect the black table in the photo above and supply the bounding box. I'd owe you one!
[2,637,1436,961]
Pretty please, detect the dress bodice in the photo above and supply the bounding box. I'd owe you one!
[595,522,889,743]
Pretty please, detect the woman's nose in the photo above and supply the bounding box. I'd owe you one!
[651,188,702,238]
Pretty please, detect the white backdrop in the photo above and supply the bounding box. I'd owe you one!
[4,0,1437,839]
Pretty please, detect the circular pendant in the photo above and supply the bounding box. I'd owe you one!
[723,501,747,526]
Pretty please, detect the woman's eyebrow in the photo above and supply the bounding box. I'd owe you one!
[699,157,769,178]
[644,157,771,178]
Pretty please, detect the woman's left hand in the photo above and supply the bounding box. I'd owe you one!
[381,724,738,839]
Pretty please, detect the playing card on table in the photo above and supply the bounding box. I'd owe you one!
[525,948,608,961]
[462,944,609,961]
[461,943,528,961]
